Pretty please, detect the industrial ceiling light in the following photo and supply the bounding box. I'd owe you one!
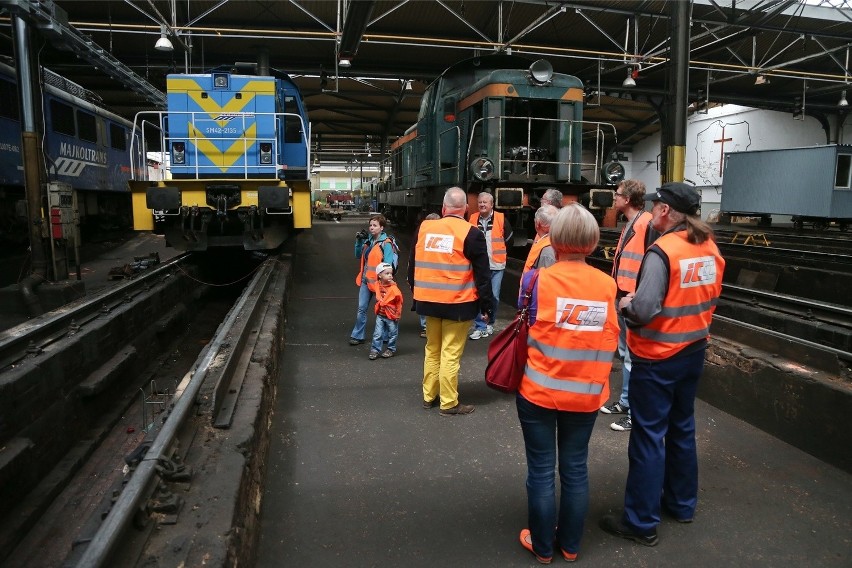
[840,90,849,107]
[755,74,769,86]
[155,25,173,52]
[404,80,413,91]
[338,57,352,68]
[622,68,636,88]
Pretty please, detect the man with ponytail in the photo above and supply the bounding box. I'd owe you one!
[600,182,725,547]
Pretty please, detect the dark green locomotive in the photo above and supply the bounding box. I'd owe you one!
[381,54,624,241]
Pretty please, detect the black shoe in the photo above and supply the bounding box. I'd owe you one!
[599,514,658,547]
[661,503,694,524]
[422,398,437,409]
[349,337,364,345]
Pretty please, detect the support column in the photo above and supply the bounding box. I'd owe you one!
[661,0,692,183]
[11,15,48,314]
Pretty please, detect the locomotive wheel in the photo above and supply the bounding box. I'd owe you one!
[813,220,829,231]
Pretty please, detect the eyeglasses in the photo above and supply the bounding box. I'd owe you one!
[615,192,625,197]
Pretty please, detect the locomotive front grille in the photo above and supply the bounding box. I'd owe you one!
[206,184,242,208]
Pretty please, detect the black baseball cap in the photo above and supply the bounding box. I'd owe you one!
[644,182,700,215]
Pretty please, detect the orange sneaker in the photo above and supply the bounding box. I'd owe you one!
[519,529,552,564]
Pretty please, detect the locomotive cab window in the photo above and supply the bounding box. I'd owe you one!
[109,123,127,151]
[77,110,97,143]
[283,95,302,143]
[835,154,851,189]
[50,100,75,136]
[0,79,19,121]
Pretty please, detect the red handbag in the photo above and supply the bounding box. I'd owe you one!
[484,270,539,393]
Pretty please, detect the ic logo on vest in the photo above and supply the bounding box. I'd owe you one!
[424,233,454,253]
[555,298,608,331]
[679,256,717,288]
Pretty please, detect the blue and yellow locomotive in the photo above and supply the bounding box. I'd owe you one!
[381,54,624,239]
[129,67,312,251]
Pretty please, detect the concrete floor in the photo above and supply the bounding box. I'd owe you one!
[256,218,852,567]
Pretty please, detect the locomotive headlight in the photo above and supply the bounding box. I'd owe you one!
[172,142,185,165]
[259,142,272,164]
[470,157,495,181]
[213,74,229,89]
[529,60,554,85]
[602,161,625,184]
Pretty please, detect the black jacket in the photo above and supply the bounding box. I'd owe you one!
[408,215,495,321]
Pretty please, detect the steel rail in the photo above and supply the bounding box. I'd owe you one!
[0,254,191,371]
[72,258,277,568]
[712,314,852,364]
[722,283,852,326]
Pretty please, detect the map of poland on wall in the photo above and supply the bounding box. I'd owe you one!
[695,120,751,186]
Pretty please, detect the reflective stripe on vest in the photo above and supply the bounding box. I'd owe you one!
[523,234,550,274]
[470,211,507,268]
[518,263,619,412]
[355,237,387,292]
[613,210,653,294]
[413,217,477,303]
[627,231,725,360]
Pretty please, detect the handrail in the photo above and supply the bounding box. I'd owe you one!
[465,115,619,184]
[129,111,310,182]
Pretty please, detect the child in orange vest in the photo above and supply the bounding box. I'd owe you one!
[370,263,403,360]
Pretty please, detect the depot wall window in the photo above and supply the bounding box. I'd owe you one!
[0,79,19,121]
[109,123,127,151]
[76,111,97,143]
[49,100,75,136]
[836,154,851,189]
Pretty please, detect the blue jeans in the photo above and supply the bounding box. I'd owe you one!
[350,280,374,341]
[617,309,632,413]
[516,395,598,558]
[623,347,705,533]
[370,315,398,353]
[474,268,503,331]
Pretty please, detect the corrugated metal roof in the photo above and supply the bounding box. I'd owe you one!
[2,0,849,162]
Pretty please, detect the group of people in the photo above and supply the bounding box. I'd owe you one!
[346,181,725,562]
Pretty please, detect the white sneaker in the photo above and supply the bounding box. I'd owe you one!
[486,324,494,335]
[469,330,484,340]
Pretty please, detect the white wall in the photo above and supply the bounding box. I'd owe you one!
[626,105,851,221]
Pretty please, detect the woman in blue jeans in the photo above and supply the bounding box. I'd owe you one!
[515,204,619,563]
[349,214,394,345]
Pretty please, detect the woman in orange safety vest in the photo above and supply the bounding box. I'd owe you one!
[349,214,395,346]
[515,203,619,564]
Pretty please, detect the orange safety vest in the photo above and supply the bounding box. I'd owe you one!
[523,234,551,274]
[470,211,507,267]
[374,282,403,320]
[519,263,619,412]
[355,237,387,292]
[627,231,725,360]
[613,210,653,295]
[413,217,478,304]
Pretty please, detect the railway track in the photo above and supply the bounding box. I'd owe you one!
[0,252,292,567]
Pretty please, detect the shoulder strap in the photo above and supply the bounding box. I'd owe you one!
[521,269,539,308]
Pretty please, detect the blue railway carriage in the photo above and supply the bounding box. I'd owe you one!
[0,59,141,243]
[129,68,312,251]
[381,54,624,239]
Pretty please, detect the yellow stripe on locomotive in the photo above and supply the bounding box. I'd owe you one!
[128,69,312,251]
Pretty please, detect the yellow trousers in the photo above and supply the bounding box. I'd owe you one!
[422,317,472,410]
